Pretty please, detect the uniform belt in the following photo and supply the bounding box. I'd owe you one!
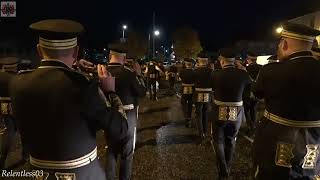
[0,97,11,101]
[30,147,97,169]
[182,83,194,87]
[264,110,320,128]
[214,100,243,106]
[195,88,212,92]
[123,104,135,110]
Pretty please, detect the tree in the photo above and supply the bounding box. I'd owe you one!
[172,27,203,60]
[108,31,148,60]
[125,31,148,59]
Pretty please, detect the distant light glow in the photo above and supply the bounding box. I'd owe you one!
[154,30,160,36]
[165,50,168,53]
[123,25,127,30]
[276,27,283,34]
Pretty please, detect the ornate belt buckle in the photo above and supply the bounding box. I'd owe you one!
[218,106,237,121]
[275,142,295,168]
[183,87,192,94]
[203,93,209,102]
[228,107,237,121]
[218,106,228,121]
[1,103,9,115]
[55,172,76,180]
[302,144,319,169]
[197,93,203,102]
[33,171,49,180]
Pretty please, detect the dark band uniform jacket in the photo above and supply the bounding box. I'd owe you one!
[107,62,146,107]
[179,58,195,126]
[193,56,214,138]
[0,57,17,104]
[9,19,128,180]
[179,67,195,88]
[0,57,18,168]
[212,48,251,177]
[147,62,161,81]
[106,51,146,180]
[246,52,262,80]
[246,63,262,81]
[123,58,146,106]
[253,22,320,179]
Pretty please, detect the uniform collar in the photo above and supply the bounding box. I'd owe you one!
[39,59,71,70]
[285,51,314,61]
[223,64,235,69]
[108,62,122,67]
[198,65,207,69]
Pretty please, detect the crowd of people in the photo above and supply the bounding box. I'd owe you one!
[0,18,320,180]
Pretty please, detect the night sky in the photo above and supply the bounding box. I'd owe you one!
[1,0,320,50]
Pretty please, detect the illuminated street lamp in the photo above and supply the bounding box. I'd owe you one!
[122,25,127,39]
[154,30,160,36]
[152,30,160,58]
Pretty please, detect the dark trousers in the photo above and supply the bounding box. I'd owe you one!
[148,80,157,100]
[244,99,258,132]
[30,159,106,180]
[253,117,320,180]
[169,77,175,90]
[195,103,210,137]
[106,108,137,180]
[181,94,193,125]
[212,105,243,177]
[0,116,16,169]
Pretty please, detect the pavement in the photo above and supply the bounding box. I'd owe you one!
[3,87,254,180]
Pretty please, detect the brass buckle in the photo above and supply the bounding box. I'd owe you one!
[275,142,295,168]
[197,93,209,102]
[55,172,76,180]
[302,144,319,169]
[183,87,193,94]
[218,106,238,121]
[1,102,12,115]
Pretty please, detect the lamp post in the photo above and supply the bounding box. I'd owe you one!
[122,25,127,39]
[152,30,160,58]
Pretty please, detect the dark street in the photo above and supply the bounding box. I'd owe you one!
[5,89,253,180]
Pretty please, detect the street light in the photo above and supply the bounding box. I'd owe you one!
[152,30,160,58]
[154,30,160,36]
[122,25,127,39]
[276,26,283,34]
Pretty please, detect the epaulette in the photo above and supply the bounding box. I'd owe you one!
[17,69,34,75]
[124,66,135,73]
